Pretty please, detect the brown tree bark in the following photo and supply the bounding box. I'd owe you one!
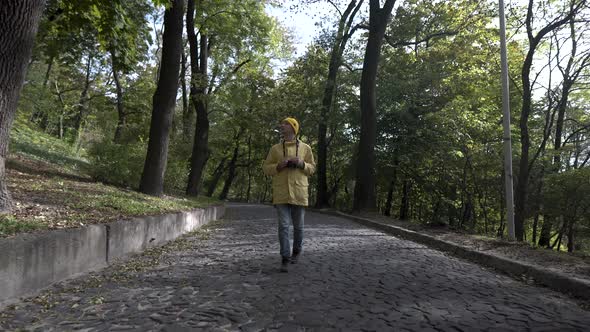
[30,54,53,128]
[180,48,193,141]
[567,218,576,252]
[246,134,253,202]
[206,156,227,197]
[383,157,398,217]
[186,0,210,196]
[353,0,396,212]
[73,54,93,137]
[139,0,184,196]
[384,179,395,217]
[0,0,45,212]
[218,128,244,200]
[399,179,410,220]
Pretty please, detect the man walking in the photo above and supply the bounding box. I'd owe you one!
[263,117,316,272]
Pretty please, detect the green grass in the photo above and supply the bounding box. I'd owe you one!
[3,114,220,237]
[69,184,220,215]
[9,115,89,175]
[0,215,44,236]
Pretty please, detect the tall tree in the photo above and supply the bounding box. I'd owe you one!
[184,0,277,196]
[33,0,151,141]
[219,127,245,200]
[353,0,396,212]
[514,0,586,240]
[537,11,590,246]
[139,0,185,196]
[107,0,152,143]
[185,0,208,195]
[185,0,210,195]
[316,0,363,208]
[0,0,46,212]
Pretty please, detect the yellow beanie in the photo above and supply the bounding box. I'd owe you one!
[282,117,299,135]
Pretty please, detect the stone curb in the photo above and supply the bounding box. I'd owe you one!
[313,208,590,302]
[0,204,225,308]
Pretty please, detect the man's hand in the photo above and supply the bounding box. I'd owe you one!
[289,157,305,169]
[276,159,289,172]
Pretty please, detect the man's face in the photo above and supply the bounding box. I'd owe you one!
[280,121,294,137]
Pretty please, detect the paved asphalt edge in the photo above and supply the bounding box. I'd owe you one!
[312,208,590,302]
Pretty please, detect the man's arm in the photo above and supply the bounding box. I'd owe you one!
[302,145,316,176]
[262,146,279,176]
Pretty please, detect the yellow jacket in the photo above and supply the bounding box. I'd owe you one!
[262,140,316,206]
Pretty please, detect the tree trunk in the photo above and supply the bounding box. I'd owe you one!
[181,48,193,141]
[139,0,184,196]
[31,54,53,126]
[43,55,53,88]
[449,185,458,227]
[532,213,540,245]
[186,0,210,196]
[384,179,395,217]
[567,219,576,252]
[399,179,410,220]
[0,0,45,212]
[206,157,227,197]
[219,129,243,200]
[538,216,553,248]
[462,199,474,229]
[353,0,396,212]
[73,54,92,138]
[329,176,341,207]
[246,134,252,202]
[112,65,126,143]
[316,0,362,208]
[384,158,398,217]
[218,155,237,200]
[540,19,581,245]
[531,178,548,247]
[552,80,573,168]
[551,217,566,249]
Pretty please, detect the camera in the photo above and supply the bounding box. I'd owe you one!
[286,160,299,169]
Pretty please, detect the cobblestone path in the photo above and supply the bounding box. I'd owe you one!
[1,204,590,331]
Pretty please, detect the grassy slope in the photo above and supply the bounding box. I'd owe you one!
[0,116,218,237]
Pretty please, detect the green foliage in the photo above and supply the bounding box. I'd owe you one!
[86,139,146,188]
[374,0,505,231]
[39,0,153,71]
[543,168,590,223]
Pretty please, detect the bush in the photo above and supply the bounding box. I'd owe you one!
[543,168,590,251]
[163,140,192,194]
[87,139,146,188]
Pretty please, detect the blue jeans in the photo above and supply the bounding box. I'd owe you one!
[276,204,305,258]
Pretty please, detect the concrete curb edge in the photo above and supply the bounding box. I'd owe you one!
[0,204,225,308]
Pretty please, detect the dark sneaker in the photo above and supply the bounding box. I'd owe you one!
[291,250,300,264]
[280,257,290,272]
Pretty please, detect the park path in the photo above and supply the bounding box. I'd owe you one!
[1,203,590,331]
